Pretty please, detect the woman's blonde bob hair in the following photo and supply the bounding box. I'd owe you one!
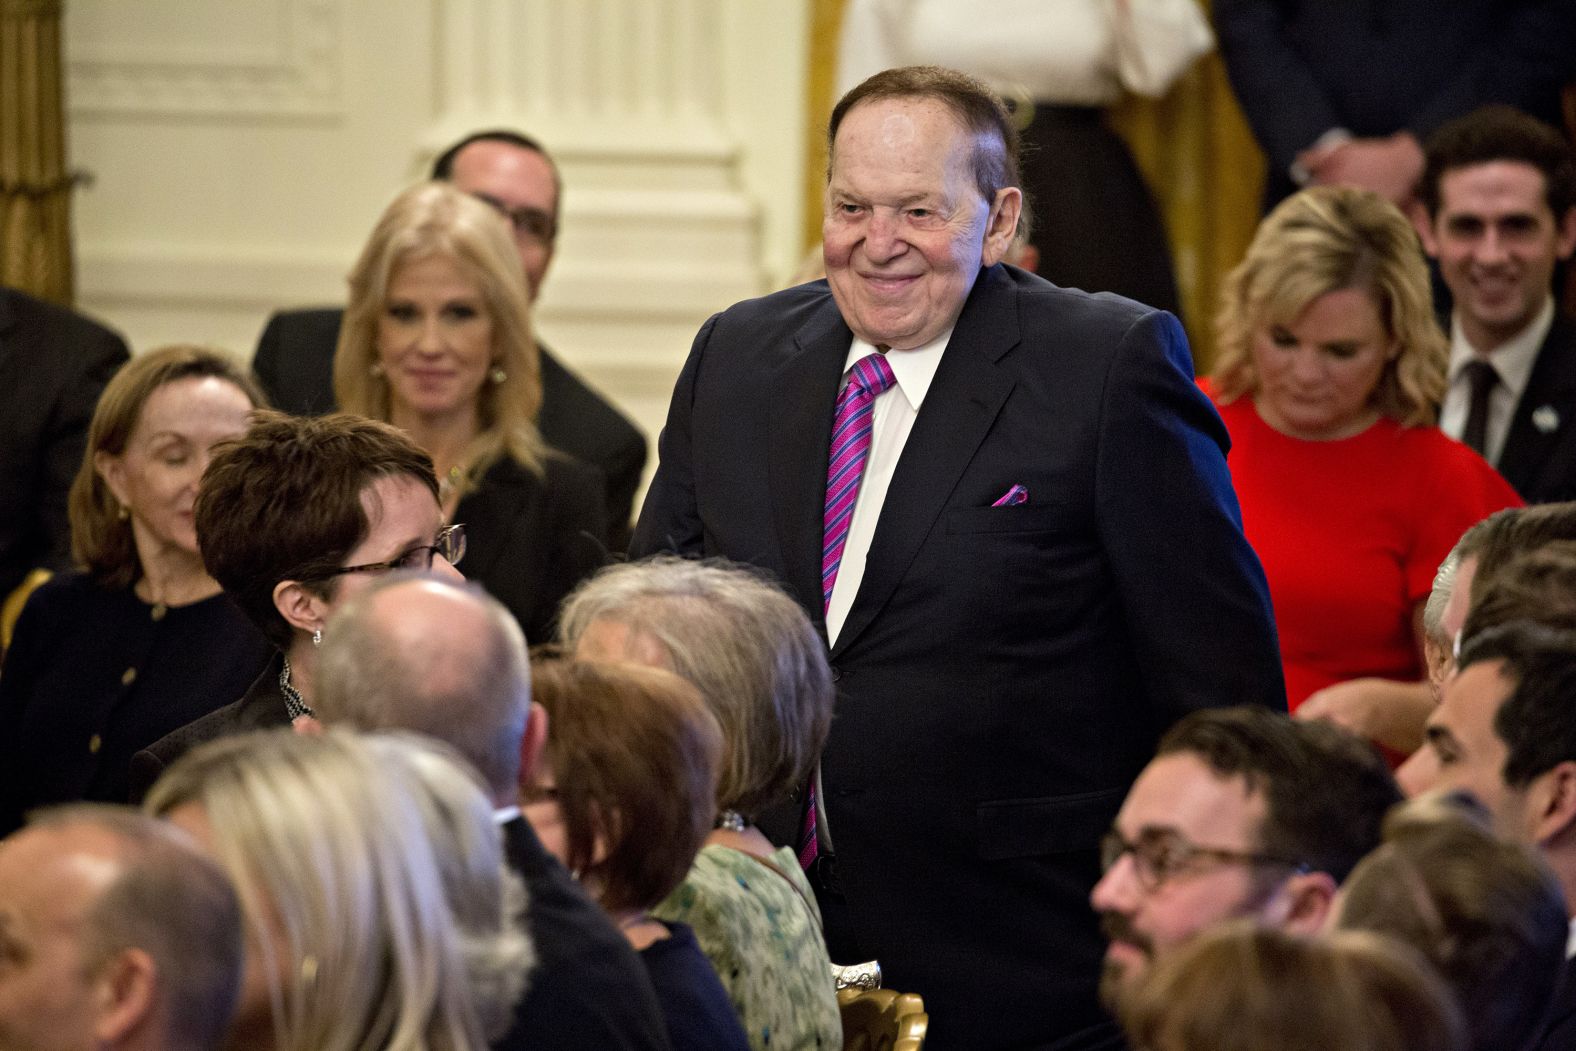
[335,181,545,490]
[67,344,263,589]
[145,728,531,1051]
[1211,185,1446,427]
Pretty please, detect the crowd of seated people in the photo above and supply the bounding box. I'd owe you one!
[8,54,1576,1051]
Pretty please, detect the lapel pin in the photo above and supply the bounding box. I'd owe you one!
[1533,405,1561,434]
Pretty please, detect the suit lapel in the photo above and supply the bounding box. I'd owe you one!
[1499,314,1576,491]
[831,266,1019,657]
[768,300,853,629]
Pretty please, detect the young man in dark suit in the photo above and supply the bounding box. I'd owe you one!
[253,131,647,547]
[1416,107,1576,504]
[631,65,1283,1051]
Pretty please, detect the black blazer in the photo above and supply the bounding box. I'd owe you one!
[126,652,291,803]
[1214,0,1575,205]
[495,817,672,1051]
[458,454,609,644]
[252,307,647,548]
[0,287,129,599]
[1497,314,1576,505]
[1531,957,1576,1051]
[632,267,1284,1050]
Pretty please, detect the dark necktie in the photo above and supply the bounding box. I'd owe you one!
[1461,360,1498,456]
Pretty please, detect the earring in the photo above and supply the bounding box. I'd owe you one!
[116,505,130,521]
[312,629,322,647]
[370,362,384,378]
[490,366,507,384]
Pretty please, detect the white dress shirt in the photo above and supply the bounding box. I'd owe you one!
[824,331,951,648]
[1439,297,1555,466]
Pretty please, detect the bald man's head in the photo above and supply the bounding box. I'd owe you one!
[0,807,241,1051]
[315,575,530,800]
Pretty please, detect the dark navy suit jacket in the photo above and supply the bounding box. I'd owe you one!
[631,267,1284,1050]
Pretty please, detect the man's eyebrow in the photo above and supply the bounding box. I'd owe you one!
[1423,724,1459,749]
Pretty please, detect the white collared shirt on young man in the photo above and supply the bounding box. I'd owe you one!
[1439,297,1556,465]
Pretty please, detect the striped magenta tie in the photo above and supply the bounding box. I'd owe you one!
[803,351,896,869]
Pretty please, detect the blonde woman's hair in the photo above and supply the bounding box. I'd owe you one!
[335,181,545,492]
[145,729,532,1051]
[1211,185,1446,427]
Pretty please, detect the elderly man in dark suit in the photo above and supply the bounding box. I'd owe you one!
[1416,107,1576,505]
[0,287,128,604]
[253,130,646,547]
[631,65,1284,1051]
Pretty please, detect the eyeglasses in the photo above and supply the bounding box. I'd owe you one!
[1100,828,1306,892]
[471,192,557,245]
[315,524,467,579]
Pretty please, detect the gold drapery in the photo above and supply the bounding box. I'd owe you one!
[1,0,73,304]
[803,0,1265,368]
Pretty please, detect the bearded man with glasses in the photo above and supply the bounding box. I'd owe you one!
[1090,706,1401,1010]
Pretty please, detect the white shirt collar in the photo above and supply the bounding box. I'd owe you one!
[1448,296,1556,402]
[493,804,521,826]
[842,328,953,410]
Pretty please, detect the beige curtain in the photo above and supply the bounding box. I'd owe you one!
[805,0,1265,369]
[1,0,73,305]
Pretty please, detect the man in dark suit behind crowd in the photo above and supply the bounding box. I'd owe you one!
[1215,0,1575,208]
[0,287,128,603]
[1415,107,1576,505]
[253,130,647,547]
[631,65,1284,1050]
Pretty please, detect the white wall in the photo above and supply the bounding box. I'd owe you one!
[64,0,812,497]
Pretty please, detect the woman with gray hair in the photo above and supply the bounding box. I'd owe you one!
[559,555,841,1050]
[146,728,532,1051]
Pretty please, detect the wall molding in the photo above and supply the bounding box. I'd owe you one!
[66,0,341,119]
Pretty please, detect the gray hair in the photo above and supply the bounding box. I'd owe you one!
[25,805,243,1051]
[558,556,834,817]
[1422,551,1462,647]
[315,573,530,799]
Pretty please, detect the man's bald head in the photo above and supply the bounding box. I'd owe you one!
[315,575,530,801]
[0,807,241,1051]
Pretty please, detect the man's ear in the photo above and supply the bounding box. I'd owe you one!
[518,701,549,783]
[980,187,1024,268]
[1408,199,1440,256]
[1276,870,1339,935]
[92,948,159,1045]
[272,579,330,640]
[1529,761,1576,846]
[1555,207,1576,261]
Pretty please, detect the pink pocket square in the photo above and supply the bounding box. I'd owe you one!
[991,484,1029,507]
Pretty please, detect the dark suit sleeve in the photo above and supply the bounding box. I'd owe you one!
[252,311,287,409]
[1095,310,1285,721]
[1214,0,1345,174]
[629,314,720,558]
[38,327,127,575]
[534,457,610,642]
[0,585,59,834]
[601,424,648,553]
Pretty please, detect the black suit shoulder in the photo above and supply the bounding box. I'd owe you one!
[496,818,672,1051]
[126,653,290,802]
[0,288,130,595]
[1500,314,1576,504]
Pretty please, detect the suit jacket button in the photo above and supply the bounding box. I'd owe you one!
[121,667,137,686]
[88,734,102,754]
[830,666,842,682]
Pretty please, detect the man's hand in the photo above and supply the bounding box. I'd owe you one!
[1306,132,1426,206]
[1295,677,1433,754]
